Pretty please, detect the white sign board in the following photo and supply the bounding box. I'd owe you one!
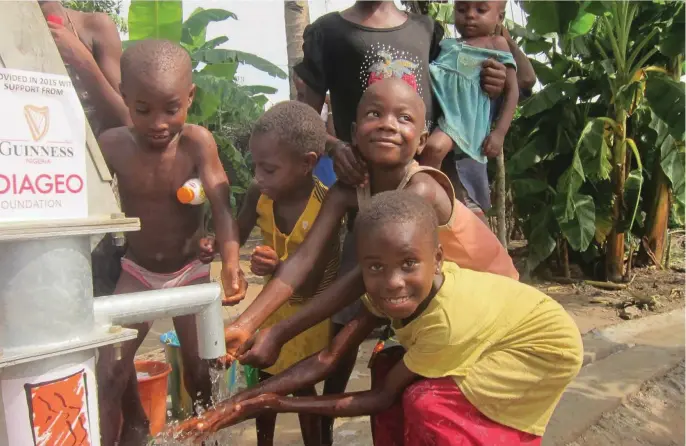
[1,357,99,446]
[0,68,88,222]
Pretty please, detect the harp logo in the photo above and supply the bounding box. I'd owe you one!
[23,105,50,142]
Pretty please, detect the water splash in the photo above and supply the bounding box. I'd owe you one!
[149,362,249,445]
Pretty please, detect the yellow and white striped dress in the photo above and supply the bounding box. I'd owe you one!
[255,178,340,375]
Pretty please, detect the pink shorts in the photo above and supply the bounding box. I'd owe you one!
[121,258,210,290]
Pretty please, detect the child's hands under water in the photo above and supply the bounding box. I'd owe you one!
[250,245,280,276]
[196,235,248,305]
[216,324,253,366]
[171,394,281,441]
[235,326,283,369]
[221,264,247,306]
[483,130,505,158]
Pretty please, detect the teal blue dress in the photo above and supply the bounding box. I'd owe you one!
[429,40,516,163]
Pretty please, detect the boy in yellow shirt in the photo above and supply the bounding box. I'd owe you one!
[176,190,583,445]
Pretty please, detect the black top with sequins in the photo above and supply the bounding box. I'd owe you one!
[295,12,444,144]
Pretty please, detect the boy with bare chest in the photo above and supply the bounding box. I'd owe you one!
[97,40,244,446]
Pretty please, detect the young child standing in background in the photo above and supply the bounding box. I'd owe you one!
[426,0,537,222]
[425,1,518,171]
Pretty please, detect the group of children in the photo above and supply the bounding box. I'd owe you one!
[44,1,583,444]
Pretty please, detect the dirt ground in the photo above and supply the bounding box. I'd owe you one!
[530,265,685,335]
[569,361,685,446]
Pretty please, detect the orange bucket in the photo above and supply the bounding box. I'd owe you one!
[134,360,172,436]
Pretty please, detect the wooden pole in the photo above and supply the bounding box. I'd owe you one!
[495,152,508,248]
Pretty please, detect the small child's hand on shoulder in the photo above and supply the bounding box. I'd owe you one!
[250,245,280,277]
[494,23,511,41]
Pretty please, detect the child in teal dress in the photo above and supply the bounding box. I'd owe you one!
[426,1,518,163]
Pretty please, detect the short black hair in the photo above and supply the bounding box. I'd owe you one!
[252,100,327,156]
[354,190,439,246]
[121,39,192,87]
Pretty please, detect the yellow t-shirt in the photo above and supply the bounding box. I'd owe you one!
[361,262,583,436]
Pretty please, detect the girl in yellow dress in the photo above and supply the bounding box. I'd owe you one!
[222,101,340,446]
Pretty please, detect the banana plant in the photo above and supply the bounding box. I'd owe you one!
[590,1,684,281]
[506,1,684,278]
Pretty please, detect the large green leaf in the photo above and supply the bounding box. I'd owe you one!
[577,118,612,181]
[658,7,685,57]
[191,73,265,122]
[511,179,550,198]
[242,85,278,95]
[594,208,613,244]
[530,60,559,85]
[506,136,543,175]
[553,192,596,251]
[507,21,542,41]
[202,62,238,79]
[188,85,220,123]
[524,1,580,35]
[584,1,610,16]
[660,134,686,206]
[523,40,553,55]
[193,49,287,79]
[645,75,685,141]
[128,0,182,41]
[568,11,596,38]
[520,80,578,117]
[195,36,229,52]
[526,208,557,272]
[556,149,585,197]
[215,135,252,188]
[429,3,454,25]
[182,8,236,49]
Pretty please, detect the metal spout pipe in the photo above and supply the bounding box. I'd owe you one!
[93,283,226,360]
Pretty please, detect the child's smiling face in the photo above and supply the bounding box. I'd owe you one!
[352,78,428,168]
[357,219,443,320]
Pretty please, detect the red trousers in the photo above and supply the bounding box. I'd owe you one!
[371,348,542,446]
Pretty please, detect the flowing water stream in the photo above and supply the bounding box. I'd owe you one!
[149,362,249,445]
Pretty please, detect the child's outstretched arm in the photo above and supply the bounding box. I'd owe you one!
[263,358,416,418]
[194,126,245,305]
[483,36,519,159]
[223,184,356,355]
[173,308,382,438]
[237,266,366,369]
